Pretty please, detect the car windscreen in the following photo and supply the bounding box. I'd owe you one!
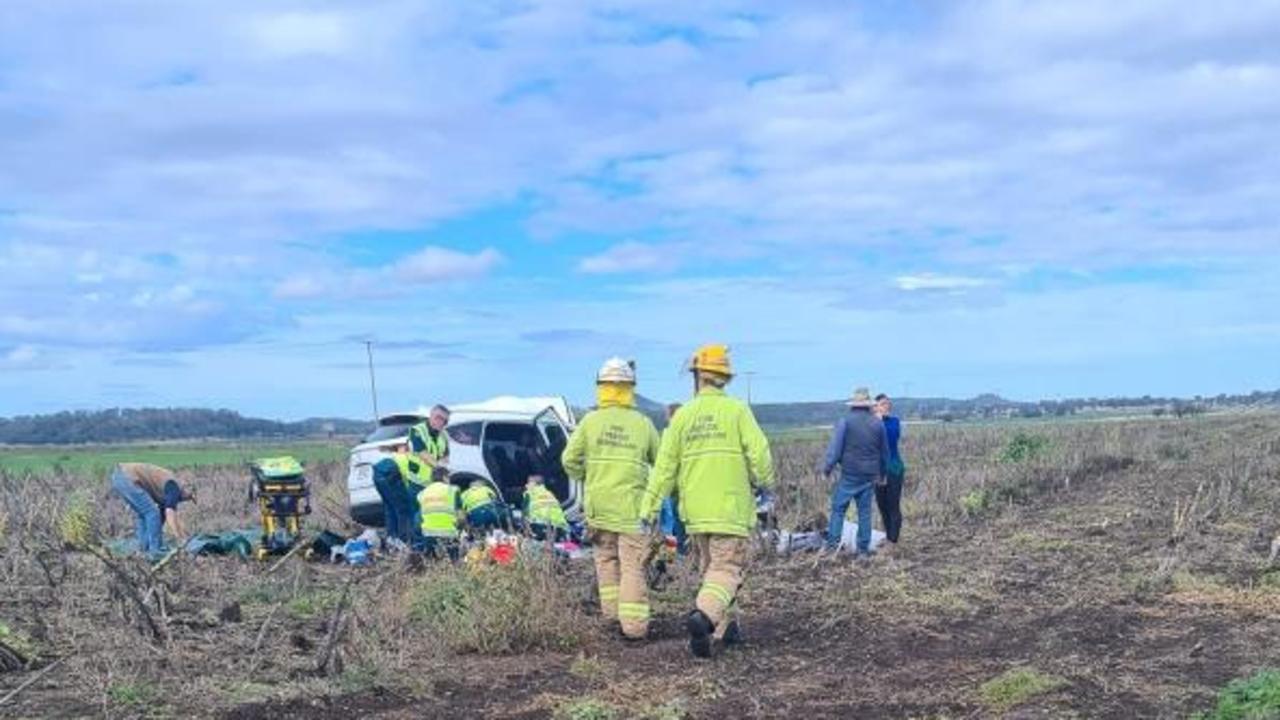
[363,422,416,443]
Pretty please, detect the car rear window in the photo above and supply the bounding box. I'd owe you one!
[447,421,482,446]
[363,422,416,443]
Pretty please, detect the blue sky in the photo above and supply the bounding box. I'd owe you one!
[2,1,1279,419]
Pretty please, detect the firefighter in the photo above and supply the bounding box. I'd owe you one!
[641,344,775,658]
[562,357,661,640]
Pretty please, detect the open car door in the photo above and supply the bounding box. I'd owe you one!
[533,406,580,516]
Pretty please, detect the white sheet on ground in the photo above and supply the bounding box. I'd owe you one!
[774,525,886,554]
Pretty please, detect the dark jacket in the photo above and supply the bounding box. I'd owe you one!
[822,408,889,478]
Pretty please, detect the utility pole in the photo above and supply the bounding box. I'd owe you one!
[365,340,380,423]
[744,371,757,406]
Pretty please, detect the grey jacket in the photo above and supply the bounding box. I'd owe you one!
[822,408,889,478]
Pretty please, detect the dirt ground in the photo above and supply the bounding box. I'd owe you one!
[3,414,1280,719]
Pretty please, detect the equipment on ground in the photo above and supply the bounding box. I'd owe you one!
[249,456,312,560]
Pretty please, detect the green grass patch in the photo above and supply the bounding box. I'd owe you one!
[109,681,160,707]
[979,667,1067,710]
[0,440,349,476]
[554,697,617,720]
[1193,669,1280,720]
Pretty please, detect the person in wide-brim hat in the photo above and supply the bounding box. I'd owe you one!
[847,387,876,408]
[823,385,889,559]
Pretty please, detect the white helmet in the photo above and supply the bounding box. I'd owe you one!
[596,357,636,384]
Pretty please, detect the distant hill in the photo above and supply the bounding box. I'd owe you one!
[0,408,370,445]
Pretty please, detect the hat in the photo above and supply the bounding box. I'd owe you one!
[847,387,875,408]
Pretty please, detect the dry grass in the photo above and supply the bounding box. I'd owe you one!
[1,412,1279,717]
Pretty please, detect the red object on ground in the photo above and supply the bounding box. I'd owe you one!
[489,544,516,565]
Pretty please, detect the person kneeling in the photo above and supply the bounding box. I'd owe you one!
[417,468,463,561]
[461,477,506,534]
[523,475,568,542]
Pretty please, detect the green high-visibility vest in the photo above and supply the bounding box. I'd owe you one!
[392,454,430,488]
[524,484,568,530]
[461,484,498,513]
[410,423,449,463]
[418,481,460,538]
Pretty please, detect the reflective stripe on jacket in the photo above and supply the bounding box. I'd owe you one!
[641,387,775,537]
[418,481,460,537]
[561,405,659,534]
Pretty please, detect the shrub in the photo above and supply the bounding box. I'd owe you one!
[1000,432,1050,464]
[407,555,586,654]
[961,489,991,516]
[1194,669,1280,720]
[979,667,1067,710]
[58,490,97,548]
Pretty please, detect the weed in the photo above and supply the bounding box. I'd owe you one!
[961,489,991,516]
[641,698,690,720]
[59,489,97,548]
[109,681,159,707]
[569,653,609,681]
[407,556,586,654]
[979,667,1067,710]
[1193,669,1280,720]
[1000,432,1050,464]
[287,590,337,619]
[554,697,617,720]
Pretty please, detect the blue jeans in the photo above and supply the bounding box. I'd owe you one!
[111,468,165,557]
[660,497,687,554]
[373,474,423,545]
[827,474,875,554]
[467,505,506,532]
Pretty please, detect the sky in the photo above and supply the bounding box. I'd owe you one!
[2,0,1279,420]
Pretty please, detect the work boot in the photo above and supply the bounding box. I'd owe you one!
[686,610,714,659]
[722,619,743,647]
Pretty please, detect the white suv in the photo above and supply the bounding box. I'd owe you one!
[346,396,579,527]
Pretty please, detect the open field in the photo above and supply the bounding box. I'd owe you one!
[2,414,1280,718]
[0,440,355,477]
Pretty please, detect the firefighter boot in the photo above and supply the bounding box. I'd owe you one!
[686,609,714,658]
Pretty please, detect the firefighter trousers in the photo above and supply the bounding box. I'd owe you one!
[592,529,650,639]
[691,534,749,639]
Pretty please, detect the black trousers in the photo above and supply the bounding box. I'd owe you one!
[874,471,905,543]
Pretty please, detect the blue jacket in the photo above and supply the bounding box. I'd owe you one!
[822,408,889,478]
[883,415,902,465]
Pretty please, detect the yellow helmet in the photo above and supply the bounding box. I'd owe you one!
[688,343,733,377]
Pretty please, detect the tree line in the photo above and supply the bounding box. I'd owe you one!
[0,408,370,445]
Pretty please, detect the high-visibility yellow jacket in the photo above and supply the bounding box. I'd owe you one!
[418,481,461,537]
[524,484,568,530]
[409,424,449,466]
[391,454,430,488]
[461,484,498,513]
[561,405,660,534]
[640,387,775,537]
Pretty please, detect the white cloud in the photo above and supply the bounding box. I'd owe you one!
[894,273,990,292]
[578,242,681,274]
[394,246,503,284]
[245,12,351,57]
